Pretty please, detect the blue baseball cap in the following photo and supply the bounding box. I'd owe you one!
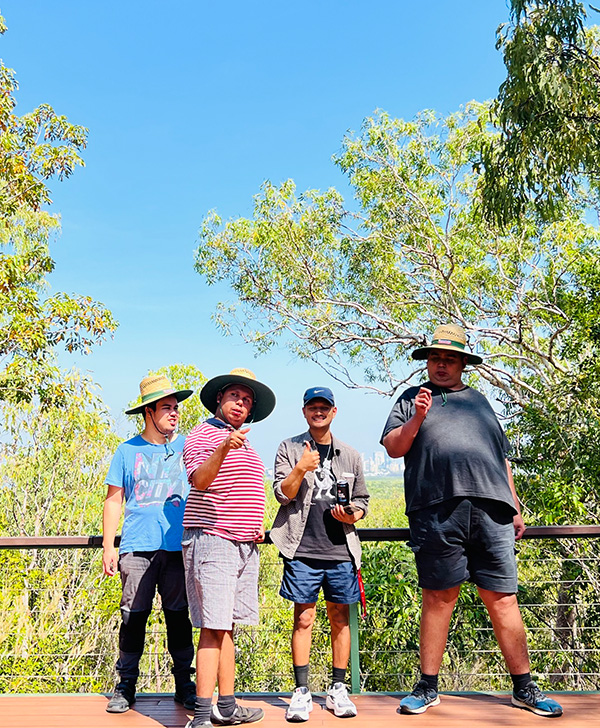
[303,386,335,406]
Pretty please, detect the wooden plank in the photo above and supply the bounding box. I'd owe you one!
[0,692,598,728]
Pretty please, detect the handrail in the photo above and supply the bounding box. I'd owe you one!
[1,525,598,549]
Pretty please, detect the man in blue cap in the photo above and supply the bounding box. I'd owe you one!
[270,387,369,722]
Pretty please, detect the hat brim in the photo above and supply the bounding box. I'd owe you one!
[125,389,193,415]
[201,374,276,423]
[411,344,483,366]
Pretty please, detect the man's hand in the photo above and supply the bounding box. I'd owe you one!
[415,387,432,420]
[255,525,266,543]
[298,441,320,473]
[513,513,526,540]
[226,427,250,450]
[330,503,364,524]
[103,546,118,576]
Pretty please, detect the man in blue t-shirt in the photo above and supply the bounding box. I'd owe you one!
[102,374,196,714]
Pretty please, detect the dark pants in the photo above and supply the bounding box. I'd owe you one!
[116,550,194,681]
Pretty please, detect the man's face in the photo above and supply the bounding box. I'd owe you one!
[426,350,467,389]
[302,398,337,430]
[146,395,179,433]
[217,384,255,427]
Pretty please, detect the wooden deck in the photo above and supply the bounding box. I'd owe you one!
[0,692,597,728]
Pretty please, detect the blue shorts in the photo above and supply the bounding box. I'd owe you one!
[280,557,359,604]
[408,497,518,593]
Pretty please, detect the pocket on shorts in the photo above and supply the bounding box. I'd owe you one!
[181,527,196,549]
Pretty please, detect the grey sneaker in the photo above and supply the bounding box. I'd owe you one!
[185,722,212,728]
[211,704,265,725]
[106,680,136,713]
[325,682,357,718]
[399,679,440,715]
[511,681,563,717]
[286,686,313,722]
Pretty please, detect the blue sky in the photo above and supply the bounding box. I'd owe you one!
[2,0,510,462]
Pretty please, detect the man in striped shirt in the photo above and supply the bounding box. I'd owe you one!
[182,368,276,728]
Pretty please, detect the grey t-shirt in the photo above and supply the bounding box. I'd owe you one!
[294,442,350,561]
[380,383,516,515]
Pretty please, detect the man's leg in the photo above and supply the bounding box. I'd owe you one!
[324,601,357,718]
[284,603,316,722]
[420,586,461,674]
[327,602,350,673]
[399,586,460,715]
[291,602,317,670]
[197,628,231,698]
[158,551,196,708]
[477,588,529,673]
[477,587,563,717]
[107,552,157,713]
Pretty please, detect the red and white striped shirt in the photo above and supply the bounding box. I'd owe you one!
[183,420,266,542]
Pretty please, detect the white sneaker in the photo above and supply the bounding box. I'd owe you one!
[286,686,313,722]
[325,683,357,718]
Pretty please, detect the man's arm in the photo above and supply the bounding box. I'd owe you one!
[102,485,124,576]
[506,459,526,540]
[190,427,249,491]
[383,387,432,458]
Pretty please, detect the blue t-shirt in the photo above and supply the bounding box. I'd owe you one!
[105,434,189,553]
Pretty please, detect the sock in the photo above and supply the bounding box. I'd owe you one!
[511,672,532,692]
[193,696,213,726]
[421,673,439,692]
[331,666,346,686]
[293,664,309,688]
[217,694,237,718]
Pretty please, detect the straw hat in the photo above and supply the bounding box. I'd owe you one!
[411,324,483,365]
[125,375,193,415]
[200,367,276,423]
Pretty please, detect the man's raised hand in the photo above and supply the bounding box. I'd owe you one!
[299,440,320,472]
[415,387,432,419]
[227,427,250,450]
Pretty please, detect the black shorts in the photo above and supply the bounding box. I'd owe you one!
[408,497,518,593]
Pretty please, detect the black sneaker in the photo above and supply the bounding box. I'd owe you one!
[398,679,440,715]
[174,679,197,710]
[511,681,563,717]
[211,703,265,725]
[106,679,136,713]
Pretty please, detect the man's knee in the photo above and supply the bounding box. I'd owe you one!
[119,609,151,653]
[326,602,350,630]
[198,627,231,649]
[478,587,519,612]
[163,607,193,649]
[293,603,317,632]
[422,586,461,609]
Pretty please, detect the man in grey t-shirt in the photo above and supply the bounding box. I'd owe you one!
[381,324,562,719]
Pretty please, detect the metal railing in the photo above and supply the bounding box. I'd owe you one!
[0,526,599,694]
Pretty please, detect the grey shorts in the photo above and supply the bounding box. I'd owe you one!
[118,549,188,612]
[182,528,259,629]
[408,497,518,593]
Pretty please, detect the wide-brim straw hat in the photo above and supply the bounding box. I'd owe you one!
[411,324,483,365]
[125,374,193,415]
[200,367,276,423]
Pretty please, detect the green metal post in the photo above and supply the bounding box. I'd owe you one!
[349,602,360,693]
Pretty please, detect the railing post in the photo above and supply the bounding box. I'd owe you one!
[349,602,360,693]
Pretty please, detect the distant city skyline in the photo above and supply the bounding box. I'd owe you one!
[264,450,403,480]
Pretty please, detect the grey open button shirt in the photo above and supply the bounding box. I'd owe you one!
[270,431,370,569]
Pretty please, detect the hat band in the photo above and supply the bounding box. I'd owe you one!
[432,338,465,350]
[140,388,175,403]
